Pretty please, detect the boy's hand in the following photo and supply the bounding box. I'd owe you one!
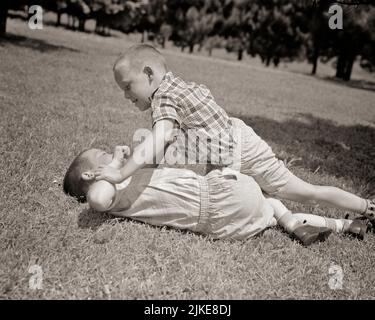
[111,145,131,168]
[94,166,125,184]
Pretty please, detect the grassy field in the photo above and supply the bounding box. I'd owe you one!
[1,17,375,300]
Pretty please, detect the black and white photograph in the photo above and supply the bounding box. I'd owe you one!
[1,0,374,303]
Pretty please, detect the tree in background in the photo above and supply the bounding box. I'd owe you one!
[359,7,375,73]
[2,0,374,81]
[306,1,375,80]
[200,0,226,55]
[136,0,166,43]
[0,0,33,36]
[165,0,205,52]
[251,1,310,66]
[43,0,69,27]
[219,0,252,61]
[331,5,375,80]
[0,1,10,36]
[302,0,331,75]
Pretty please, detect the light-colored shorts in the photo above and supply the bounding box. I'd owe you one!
[196,168,275,240]
[229,117,292,195]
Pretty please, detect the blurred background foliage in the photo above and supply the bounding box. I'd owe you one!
[1,0,374,81]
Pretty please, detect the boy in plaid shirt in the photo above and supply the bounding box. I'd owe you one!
[94,44,374,234]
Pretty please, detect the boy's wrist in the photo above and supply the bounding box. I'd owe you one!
[108,159,123,169]
[110,145,131,169]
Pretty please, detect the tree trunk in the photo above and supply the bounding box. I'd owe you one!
[335,52,346,79]
[273,56,280,67]
[67,15,72,29]
[198,43,203,52]
[79,19,86,32]
[0,3,8,37]
[311,48,319,75]
[208,47,212,56]
[237,49,243,61]
[343,54,355,81]
[266,56,271,67]
[189,43,194,53]
[57,12,61,26]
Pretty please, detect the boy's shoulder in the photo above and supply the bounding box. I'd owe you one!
[153,72,183,100]
[159,71,184,89]
[155,71,204,99]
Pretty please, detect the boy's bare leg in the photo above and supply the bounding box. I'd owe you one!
[275,174,367,214]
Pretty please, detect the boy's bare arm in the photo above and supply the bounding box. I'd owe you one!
[88,145,131,212]
[87,180,116,212]
[108,145,131,169]
[94,119,175,184]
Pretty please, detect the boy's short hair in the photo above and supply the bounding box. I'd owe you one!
[63,149,92,203]
[113,44,167,73]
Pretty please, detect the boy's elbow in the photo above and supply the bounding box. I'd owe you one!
[89,198,111,212]
[87,191,113,212]
[164,129,175,144]
[154,119,175,144]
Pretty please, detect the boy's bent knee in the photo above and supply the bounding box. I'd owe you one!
[276,179,320,204]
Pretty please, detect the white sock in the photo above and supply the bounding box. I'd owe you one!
[324,218,351,233]
[277,211,301,233]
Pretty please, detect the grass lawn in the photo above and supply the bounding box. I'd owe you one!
[1,17,375,300]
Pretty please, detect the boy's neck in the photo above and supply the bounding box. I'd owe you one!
[150,70,167,99]
[156,70,167,85]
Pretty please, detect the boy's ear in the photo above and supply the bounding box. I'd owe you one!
[81,171,95,181]
[143,66,154,82]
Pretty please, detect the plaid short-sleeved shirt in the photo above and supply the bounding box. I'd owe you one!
[151,72,234,166]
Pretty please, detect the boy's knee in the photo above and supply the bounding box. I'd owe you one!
[276,181,319,204]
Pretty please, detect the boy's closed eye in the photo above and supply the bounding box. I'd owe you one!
[122,82,132,99]
[120,81,131,91]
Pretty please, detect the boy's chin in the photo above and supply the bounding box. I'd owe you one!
[136,103,151,111]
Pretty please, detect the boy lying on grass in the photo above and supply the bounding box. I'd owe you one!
[63,146,369,246]
[93,44,375,231]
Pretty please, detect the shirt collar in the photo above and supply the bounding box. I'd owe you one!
[150,71,174,100]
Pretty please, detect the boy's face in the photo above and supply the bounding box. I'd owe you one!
[81,147,129,184]
[114,65,154,112]
[84,149,113,168]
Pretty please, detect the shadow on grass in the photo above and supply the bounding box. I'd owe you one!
[320,76,375,93]
[77,208,112,230]
[0,33,80,53]
[77,207,211,240]
[235,113,375,195]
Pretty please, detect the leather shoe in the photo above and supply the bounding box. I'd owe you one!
[291,225,332,246]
